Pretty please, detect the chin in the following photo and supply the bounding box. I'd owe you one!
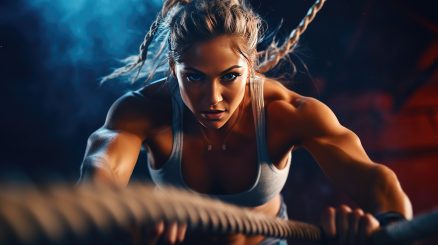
[202,120,225,129]
[198,117,228,129]
[197,113,231,129]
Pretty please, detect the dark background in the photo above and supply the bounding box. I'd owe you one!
[1,0,437,243]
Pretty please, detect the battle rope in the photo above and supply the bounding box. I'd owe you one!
[0,184,320,244]
[0,183,437,244]
[372,210,438,245]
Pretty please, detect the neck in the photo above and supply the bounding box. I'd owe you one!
[203,111,240,142]
[196,91,247,150]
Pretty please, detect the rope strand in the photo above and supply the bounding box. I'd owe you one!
[1,184,437,244]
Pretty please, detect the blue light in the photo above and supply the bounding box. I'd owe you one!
[25,0,162,66]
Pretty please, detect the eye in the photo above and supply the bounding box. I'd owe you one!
[221,72,241,82]
[186,73,203,82]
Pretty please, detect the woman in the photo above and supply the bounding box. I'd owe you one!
[80,0,412,244]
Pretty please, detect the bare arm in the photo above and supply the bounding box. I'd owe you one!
[79,87,186,243]
[293,97,412,218]
[79,128,143,186]
[79,92,151,186]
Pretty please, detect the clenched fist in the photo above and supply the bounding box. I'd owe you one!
[321,205,380,245]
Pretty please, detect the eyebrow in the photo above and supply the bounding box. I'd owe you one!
[184,65,242,75]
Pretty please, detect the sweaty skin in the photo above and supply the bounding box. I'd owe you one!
[80,35,412,245]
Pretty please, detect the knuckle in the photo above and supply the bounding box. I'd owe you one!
[364,213,374,220]
[339,205,352,214]
[323,206,336,219]
[326,206,336,216]
[361,213,373,225]
[326,206,336,212]
[353,208,364,216]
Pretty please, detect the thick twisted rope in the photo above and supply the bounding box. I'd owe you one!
[372,210,438,245]
[257,0,327,73]
[0,184,320,244]
[0,183,437,244]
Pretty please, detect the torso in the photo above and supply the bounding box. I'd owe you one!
[140,76,300,244]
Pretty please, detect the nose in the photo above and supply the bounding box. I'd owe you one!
[205,81,223,107]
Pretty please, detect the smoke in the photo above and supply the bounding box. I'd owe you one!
[1,0,164,176]
[25,0,162,66]
[15,0,164,138]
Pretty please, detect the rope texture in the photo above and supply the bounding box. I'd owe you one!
[1,184,437,244]
[0,184,321,244]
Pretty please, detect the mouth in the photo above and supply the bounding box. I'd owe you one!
[200,110,226,120]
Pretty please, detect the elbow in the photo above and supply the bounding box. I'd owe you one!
[79,155,116,185]
[369,165,413,219]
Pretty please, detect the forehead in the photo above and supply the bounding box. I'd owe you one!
[178,35,247,72]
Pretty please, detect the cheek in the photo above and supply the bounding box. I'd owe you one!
[179,86,197,110]
[176,75,196,108]
[224,80,246,104]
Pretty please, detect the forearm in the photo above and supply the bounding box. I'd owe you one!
[359,165,412,219]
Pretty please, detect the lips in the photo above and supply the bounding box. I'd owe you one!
[200,110,226,120]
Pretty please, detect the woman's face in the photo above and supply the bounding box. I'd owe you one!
[173,35,250,129]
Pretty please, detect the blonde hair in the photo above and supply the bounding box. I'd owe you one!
[100,0,326,84]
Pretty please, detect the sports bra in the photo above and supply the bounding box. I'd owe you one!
[147,76,291,207]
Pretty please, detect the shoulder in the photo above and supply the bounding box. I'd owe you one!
[134,77,172,101]
[262,76,344,143]
[104,78,172,138]
[261,75,306,117]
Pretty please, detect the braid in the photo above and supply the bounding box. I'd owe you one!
[103,0,325,84]
[131,0,191,82]
[131,15,162,82]
[99,14,162,84]
[257,0,327,74]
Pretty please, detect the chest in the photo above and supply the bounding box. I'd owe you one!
[145,107,292,194]
[181,131,260,194]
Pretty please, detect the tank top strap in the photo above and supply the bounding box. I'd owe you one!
[169,79,184,166]
[147,78,185,188]
[250,75,270,164]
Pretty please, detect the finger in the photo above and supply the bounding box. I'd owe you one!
[336,205,352,245]
[155,221,165,236]
[347,208,364,245]
[165,222,178,244]
[145,221,165,245]
[321,207,336,238]
[177,223,188,243]
[358,213,380,245]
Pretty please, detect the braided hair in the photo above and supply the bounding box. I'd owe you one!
[100,0,326,84]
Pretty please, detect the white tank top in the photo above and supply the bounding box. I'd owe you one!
[147,76,291,207]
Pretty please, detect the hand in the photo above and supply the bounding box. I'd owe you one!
[321,205,380,245]
[145,221,187,245]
